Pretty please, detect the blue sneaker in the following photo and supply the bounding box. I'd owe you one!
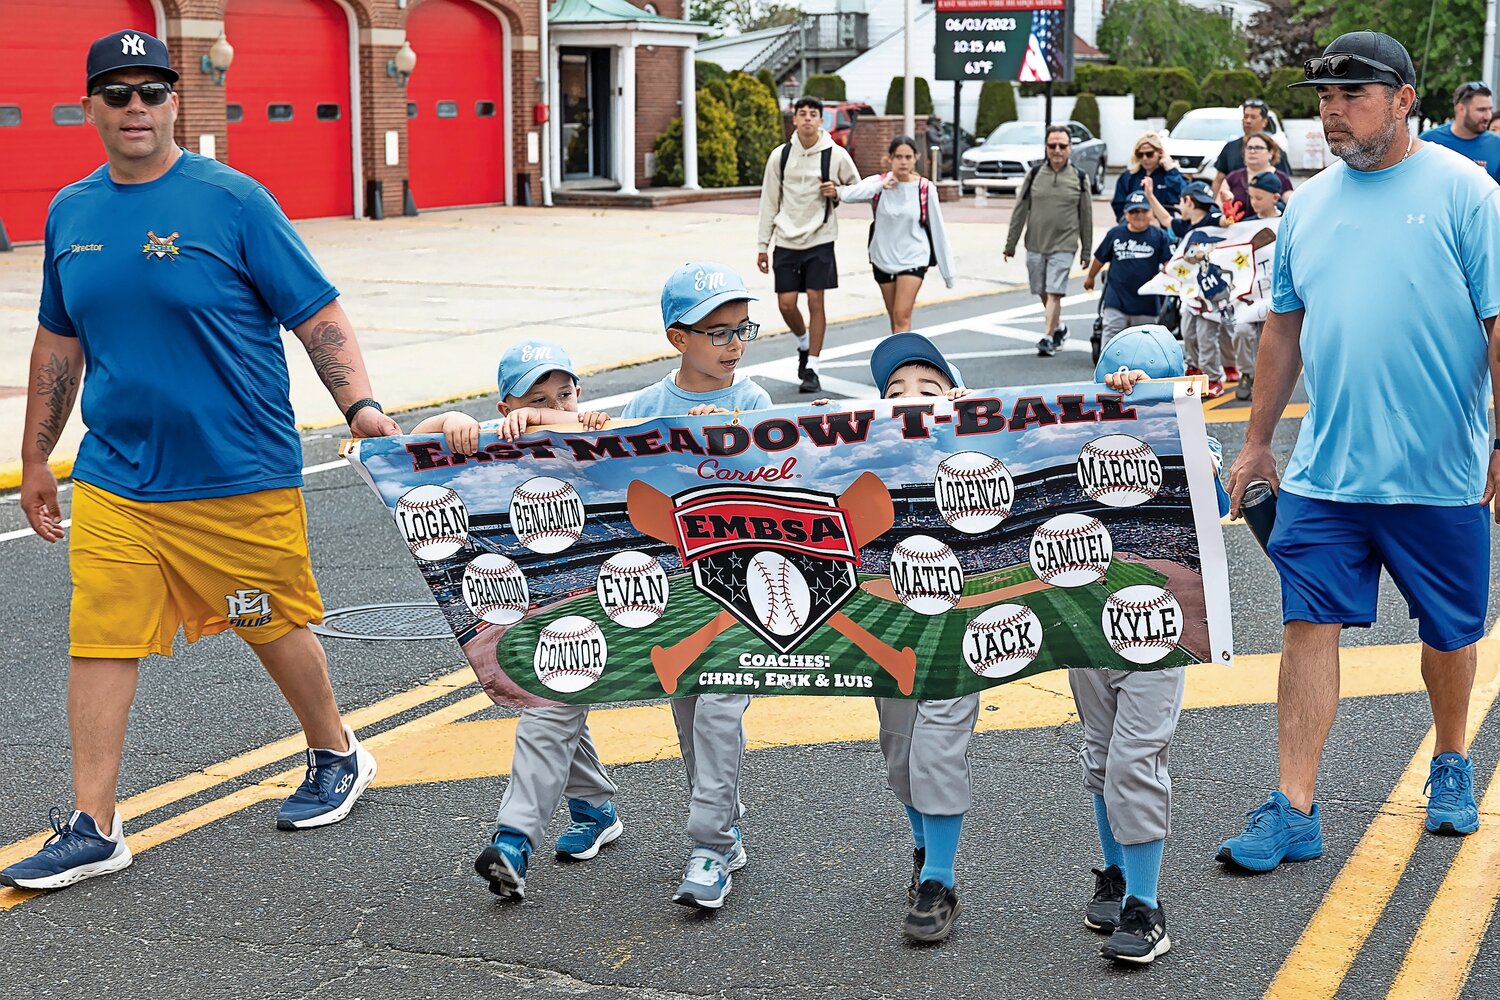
[475,829,529,899]
[276,727,377,831]
[1425,752,1480,835]
[554,798,624,861]
[1216,791,1323,872]
[0,808,132,891]
[672,828,747,910]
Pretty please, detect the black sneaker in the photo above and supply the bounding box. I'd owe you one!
[1084,864,1126,932]
[798,349,810,379]
[903,879,961,943]
[907,847,926,906]
[800,370,821,393]
[1052,323,1069,346]
[1037,336,1058,358]
[1235,372,1254,400]
[1100,896,1171,964]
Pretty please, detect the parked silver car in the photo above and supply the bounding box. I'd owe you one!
[958,120,1109,195]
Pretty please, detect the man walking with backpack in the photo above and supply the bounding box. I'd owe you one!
[757,96,860,392]
[1004,124,1093,356]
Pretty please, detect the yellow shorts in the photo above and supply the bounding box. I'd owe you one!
[69,482,324,658]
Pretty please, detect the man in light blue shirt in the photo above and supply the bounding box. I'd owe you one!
[1421,81,1500,183]
[1222,31,1500,873]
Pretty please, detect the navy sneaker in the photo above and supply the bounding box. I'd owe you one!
[1425,752,1480,835]
[0,808,132,891]
[672,828,747,910]
[476,828,530,899]
[1085,864,1126,932]
[554,798,624,861]
[276,726,377,831]
[904,879,962,943]
[1100,896,1171,964]
[1216,791,1323,872]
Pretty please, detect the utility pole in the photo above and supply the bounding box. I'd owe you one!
[1485,0,1498,91]
[903,0,916,138]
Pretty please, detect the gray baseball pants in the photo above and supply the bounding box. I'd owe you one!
[1067,666,1185,844]
[494,705,617,852]
[672,693,750,852]
[875,694,981,815]
[1180,310,1225,381]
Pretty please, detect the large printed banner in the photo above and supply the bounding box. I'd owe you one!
[345,381,1233,708]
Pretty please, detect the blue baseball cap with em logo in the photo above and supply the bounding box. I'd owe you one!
[496,339,579,399]
[660,261,756,329]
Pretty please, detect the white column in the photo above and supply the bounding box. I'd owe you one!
[1486,0,1498,95]
[902,0,915,139]
[682,45,699,190]
[549,44,563,189]
[618,44,638,194]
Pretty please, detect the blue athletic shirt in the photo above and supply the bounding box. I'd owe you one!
[621,372,772,419]
[38,149,338,501]
[1419,123,1500,183]
[1094,223,1172,315]
[1271,143,1500,505]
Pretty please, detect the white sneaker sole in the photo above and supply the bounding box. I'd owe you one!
[557,817,623,861]
[5,842,133,891]
[279,746,378,830]
[1105,933,1172,965]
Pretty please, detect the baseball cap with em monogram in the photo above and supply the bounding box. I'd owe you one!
[660,262,756,329]
[496,340,580,399]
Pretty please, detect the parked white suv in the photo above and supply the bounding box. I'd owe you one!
[1164,107,1286,178]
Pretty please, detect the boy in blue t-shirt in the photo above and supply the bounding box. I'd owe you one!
[1083,192,1173,346]
[623,262,771,909]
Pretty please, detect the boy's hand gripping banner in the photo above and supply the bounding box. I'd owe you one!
[344,381,1233,707]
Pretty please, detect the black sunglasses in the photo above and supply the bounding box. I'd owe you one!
[1303,53,1403,83]
[1046,142,1070,150]
[683,320,760,347]
[1457,80,1491,100]
[91,81,173,108]
[1242,98,1268,109]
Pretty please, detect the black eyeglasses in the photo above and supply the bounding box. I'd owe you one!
[1304,53,1403,83]
[683,320,759,347]
[1046,142,1070,150]
[91,81,173,108]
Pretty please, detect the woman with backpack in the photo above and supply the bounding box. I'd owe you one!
[839,135,956,333]
[1111,132,1186,222]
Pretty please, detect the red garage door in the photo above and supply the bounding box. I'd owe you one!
[407,0,506,208]
[225,0,352,219]
[0,1,158,243]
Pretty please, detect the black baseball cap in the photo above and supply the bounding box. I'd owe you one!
[87,30,179,92]
[1290,31,1416,90]
[1248,171,1284,195]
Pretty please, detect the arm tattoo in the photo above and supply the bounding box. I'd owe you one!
[34,352,80,456]
[305,320,356,392]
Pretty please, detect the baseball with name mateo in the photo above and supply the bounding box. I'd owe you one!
[462,554,530,625]
[1076,434,1163,508]
[934,451,1015,534]
[394,484,470,561]
[509,476,587,554]
[1029,513,1113,588]
[889,534,965,615]
[534,615,609,693]
[963,603,1043,678]
[595,550,670,628]
[745,551,813,636]
[1102,585,1183,664]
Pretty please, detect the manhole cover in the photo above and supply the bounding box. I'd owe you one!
[311,603,453,641]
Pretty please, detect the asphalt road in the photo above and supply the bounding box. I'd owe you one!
[1,284,1497,1000]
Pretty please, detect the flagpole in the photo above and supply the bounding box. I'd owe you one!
[904,0,916,139]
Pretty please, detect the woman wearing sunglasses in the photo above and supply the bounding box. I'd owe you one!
[1111,132,1186,222]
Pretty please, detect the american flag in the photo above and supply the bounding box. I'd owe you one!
[1019,10,1065,83]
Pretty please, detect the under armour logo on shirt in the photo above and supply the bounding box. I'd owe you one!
[1407,214,1426,225]
[121,34,146,56]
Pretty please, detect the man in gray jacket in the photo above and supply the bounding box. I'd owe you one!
[1004,124,1093,356]
[757,96,860,392]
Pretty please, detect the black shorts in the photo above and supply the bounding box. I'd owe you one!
[873,265,928,285]
[773,243,838,293]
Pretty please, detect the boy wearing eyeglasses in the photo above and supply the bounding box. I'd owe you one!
[621,262,771,909]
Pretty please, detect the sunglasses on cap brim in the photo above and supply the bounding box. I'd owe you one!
[1302,53,1404,84]
[91,81,173,108]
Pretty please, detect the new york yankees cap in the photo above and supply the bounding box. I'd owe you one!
[87,30,179,92]
[496,339,580,399]
[661,262,756,329]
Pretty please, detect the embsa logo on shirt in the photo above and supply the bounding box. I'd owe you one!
[141,230,181,260]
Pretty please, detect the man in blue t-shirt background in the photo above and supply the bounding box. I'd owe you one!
[1083,192,1173,345]
[1421,81,1500,183]
[1221,32,1500,876]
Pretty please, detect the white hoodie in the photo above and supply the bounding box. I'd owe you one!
[756,129,860,252]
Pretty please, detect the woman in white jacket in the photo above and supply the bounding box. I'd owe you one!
[840,135,957,333]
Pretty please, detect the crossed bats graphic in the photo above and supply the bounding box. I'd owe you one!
[627,472,916,697]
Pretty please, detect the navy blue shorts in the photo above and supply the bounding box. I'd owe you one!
[1267,490,1489,651]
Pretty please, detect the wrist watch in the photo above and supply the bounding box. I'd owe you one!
[344,398,384,424]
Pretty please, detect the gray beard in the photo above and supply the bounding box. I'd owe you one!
[1328,118,1402,170]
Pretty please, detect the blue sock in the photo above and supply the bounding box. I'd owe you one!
[1120,839,1164,909]
[1093,794,1125,869]
[904,805,925,850]
[918,812,963,888]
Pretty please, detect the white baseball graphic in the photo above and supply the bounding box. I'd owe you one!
[934,451,1015,534]
[1076,434,1163,508]
[1102,585,1184,665]
[394,484,469,561]
[595,550,670,628]
[1029,513,1113,588]
[533,615,608,693]
[889,534,965,615]
[745,552,812,636]
[509,476,586,554]
[963,604,1043,679]
[461,554,528,625]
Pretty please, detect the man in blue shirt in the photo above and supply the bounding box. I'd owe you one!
[1420,81,1500,183]
[1083,192,1173,345]
[3,30,401,894]
[1221,32,1500,874]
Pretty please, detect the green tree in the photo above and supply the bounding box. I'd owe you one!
[884,76,935,116]
[803,74,846,101]
[1247,0,1332,72]
[1265,66,1319,118]
[725,72,783,184]
[1073,92,1102,137]
[975,80,1017,138]
[1098,0,1248,80]
[695,60,727,90]
[1134,67,1201,117]
[653,86,740,188]
[1167,99,1193,130]
[692,0,801,35]
[1075,64,1135,97]
[756,67,779,102]
[1201,69,1264,107]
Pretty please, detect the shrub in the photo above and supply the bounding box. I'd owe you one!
[756,67,779,102]
[725,72,783,185]
[1073,92,1101,137]
[1265,67,1318,118]
[695,60,726,90]
[1076,64,1134,97]
[975,80,1017,138]
[1019,78,1077,98]
[706,78,732,108]
[884,76,935,115]
[1134,67,1200,117]
[803,74,846,101]
[652,86,739,188]
[1201,68,1264,108]
[1166,99,1192,130]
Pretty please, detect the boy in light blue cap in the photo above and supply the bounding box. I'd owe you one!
[1072,325,1226,965]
